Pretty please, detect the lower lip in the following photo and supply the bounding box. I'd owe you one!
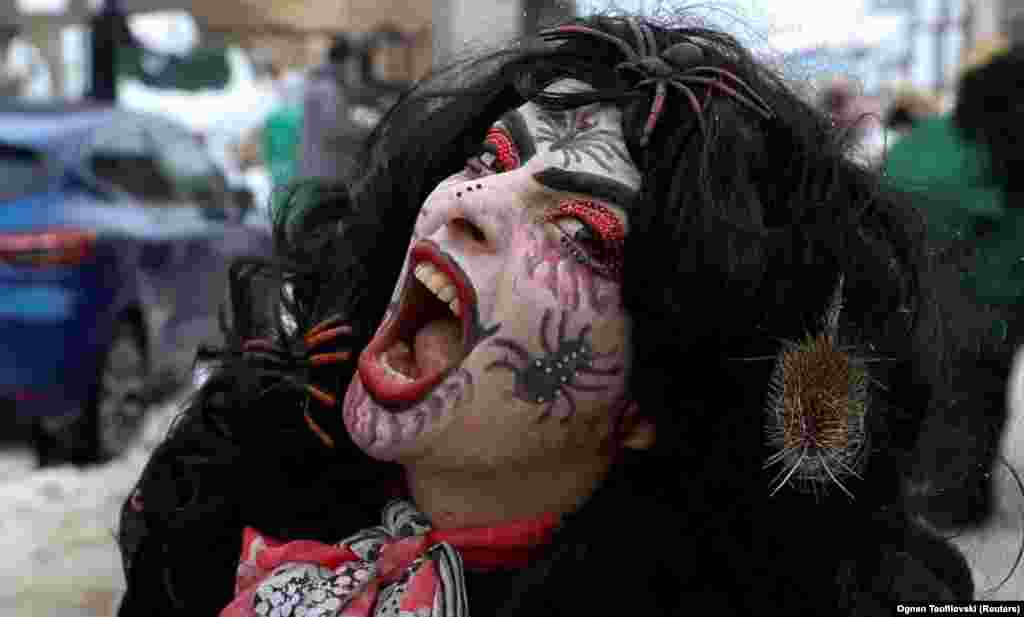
[356,244,473,410]
[356,346,449,409]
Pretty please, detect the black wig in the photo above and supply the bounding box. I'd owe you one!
[117,13,1009,616]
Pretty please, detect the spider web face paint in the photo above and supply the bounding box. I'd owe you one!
[521,224,620,314]
[534,107,634,174]
[520,79,641,191]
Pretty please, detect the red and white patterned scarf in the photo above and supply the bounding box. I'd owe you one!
[221,500,561,617]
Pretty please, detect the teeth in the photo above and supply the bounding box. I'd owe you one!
[414,262,437,278]
[429,271,447,290]
[436,284,456,303]
[414,261,463,318]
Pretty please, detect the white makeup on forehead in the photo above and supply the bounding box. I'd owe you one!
[516,78,642,192]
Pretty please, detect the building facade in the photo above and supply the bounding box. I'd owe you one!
[866,0,965,99]
[431,0,574,67]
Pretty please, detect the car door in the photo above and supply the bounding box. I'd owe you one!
[143,118,271,352]
[80,118,190,377]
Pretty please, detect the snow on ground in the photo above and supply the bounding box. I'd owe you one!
[951,462,1024,600]
[0,394,184,617]
[970,349,1024,600]
[0,447,34,484]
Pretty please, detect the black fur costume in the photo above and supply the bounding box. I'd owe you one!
[116,14,1011,616]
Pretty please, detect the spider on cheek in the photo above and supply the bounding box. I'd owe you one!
[485,308,625,423]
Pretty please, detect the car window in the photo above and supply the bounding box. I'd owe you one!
[86,120,176,204]
[146,121,230,212]
[0,142,50,202]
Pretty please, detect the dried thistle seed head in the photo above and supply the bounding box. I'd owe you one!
[765,331,870,499]
[779,333,854,451]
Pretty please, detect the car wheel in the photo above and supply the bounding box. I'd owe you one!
[33,318,149,466]
[93,318,150,460]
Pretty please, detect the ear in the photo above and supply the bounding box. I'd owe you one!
[618,400,656,451]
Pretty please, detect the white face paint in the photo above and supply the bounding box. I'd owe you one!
[342,79,643,472]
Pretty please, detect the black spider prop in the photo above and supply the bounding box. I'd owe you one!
[240,313,355,447]
[538,21,775,146]
[486,309,623,422]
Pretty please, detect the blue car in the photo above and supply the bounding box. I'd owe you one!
[0,101,273,465]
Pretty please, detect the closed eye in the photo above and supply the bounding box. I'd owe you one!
[543,200,625,280]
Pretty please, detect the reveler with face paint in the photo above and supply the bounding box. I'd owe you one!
[116,14,1012,617]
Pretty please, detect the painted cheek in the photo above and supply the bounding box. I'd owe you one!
[342,369,476,460]
[415,200,445,238]
[586,315,631,359]
[558,260,584,310]
[483,308,627,423]
[416,180,468,238]
[579,270,622,315]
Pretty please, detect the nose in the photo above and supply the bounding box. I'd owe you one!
[419,169,531,254]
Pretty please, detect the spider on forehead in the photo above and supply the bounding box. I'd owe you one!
[532,107,633,174]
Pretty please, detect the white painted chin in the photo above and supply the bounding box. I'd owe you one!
[342,367,475,461]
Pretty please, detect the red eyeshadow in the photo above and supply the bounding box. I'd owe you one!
[485,127,520,171]
[542,199,625,279]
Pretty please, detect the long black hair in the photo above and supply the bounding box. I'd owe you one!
[117,13,1004,616]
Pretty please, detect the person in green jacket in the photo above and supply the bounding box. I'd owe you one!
[885,47,1024,346]
[262,102,303,190]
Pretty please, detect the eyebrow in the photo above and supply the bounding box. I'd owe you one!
[496,110,536,160]
[532,167,638,211]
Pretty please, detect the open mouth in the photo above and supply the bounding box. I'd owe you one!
[357,241,484,410]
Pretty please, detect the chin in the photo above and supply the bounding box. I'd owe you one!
[341,239,495,459]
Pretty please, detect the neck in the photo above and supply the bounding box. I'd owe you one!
[404,460,612,529]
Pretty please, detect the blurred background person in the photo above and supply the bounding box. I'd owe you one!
[0,25,25,97]
[0,24,50,100]
[299,28,412,186]
[882,35,1024,593]
[354,26,414,115]
[883,86,941,143]
[884,39,1024,350]
[952,42,1024,346]
[233,57,305,192]
[261,61,304,190]
[298,34,367,185]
